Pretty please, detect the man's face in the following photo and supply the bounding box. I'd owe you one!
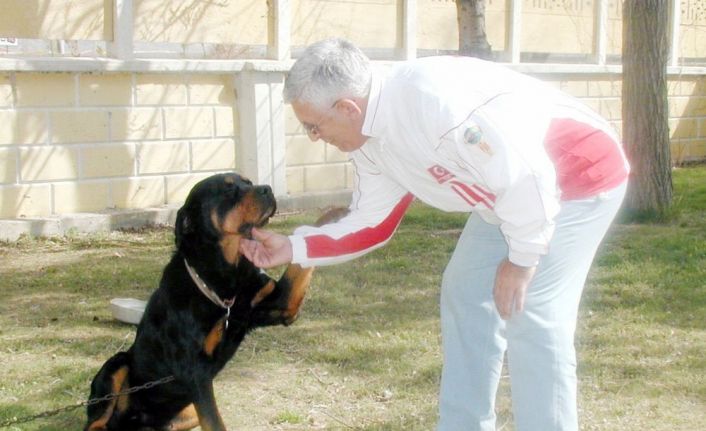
[291,99,368,153]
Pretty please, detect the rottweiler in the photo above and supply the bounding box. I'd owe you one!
[85,173,339,431]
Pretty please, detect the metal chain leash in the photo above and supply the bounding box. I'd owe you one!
[0,375,175,429]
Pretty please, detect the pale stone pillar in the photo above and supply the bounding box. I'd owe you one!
[234,69,287,197]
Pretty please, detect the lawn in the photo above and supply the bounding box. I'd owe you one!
[0,167,704,430]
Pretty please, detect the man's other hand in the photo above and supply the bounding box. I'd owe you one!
[493,259,537,320]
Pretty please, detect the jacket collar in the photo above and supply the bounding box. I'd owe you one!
[361,67,385,139]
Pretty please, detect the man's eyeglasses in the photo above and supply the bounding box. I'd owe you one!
[300,101,339,138]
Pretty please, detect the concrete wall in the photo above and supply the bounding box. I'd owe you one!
[388,0,706,59]
[133,0,268,45]
[0,0,705,229]
[0,0,110,41]
[0,71,237,218]
[2,1,703,59]
[292,0,399,49]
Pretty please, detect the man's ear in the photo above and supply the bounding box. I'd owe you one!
[174,208,193,248]
[335,98,363,119]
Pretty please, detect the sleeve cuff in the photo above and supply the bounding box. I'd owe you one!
[508,250,540,267]
[288,235,312,267]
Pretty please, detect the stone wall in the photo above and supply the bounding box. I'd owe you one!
[0,71,236,218]
[0,0,704,224]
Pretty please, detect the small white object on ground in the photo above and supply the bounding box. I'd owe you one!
[110,298,147,325]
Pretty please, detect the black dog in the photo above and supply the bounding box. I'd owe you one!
[85,173,336,431]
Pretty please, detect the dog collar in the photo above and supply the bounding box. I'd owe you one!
[183,258,236,311]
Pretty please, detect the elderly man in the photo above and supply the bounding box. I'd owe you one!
[240,38,629,431]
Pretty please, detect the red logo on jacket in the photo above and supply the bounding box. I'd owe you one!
[428,164,497,210]
[428,165,455,184]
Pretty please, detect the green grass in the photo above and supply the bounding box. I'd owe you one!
[1,167,704,430]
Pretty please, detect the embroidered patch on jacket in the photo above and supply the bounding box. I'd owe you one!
[463,125,483,146]
[464,125,494,157]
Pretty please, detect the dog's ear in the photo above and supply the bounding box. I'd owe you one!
[174,208,193,248]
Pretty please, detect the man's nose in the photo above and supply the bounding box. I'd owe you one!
[306,129,320,141]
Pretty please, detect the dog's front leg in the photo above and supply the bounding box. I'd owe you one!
[249,264,313,326]
[192,381,227,431]
[278,263,314,324]
[250,207,349,326]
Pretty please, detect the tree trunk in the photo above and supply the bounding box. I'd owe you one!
[622,0,672,216]
[456,0,492,59]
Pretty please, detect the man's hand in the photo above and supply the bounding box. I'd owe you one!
[239,228,293,268]
[493,259,537,320]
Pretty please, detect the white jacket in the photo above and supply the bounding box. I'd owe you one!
[289,57,629,268]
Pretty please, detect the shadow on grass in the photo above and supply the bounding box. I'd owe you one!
[586,222,705,331]
[584,167,706,331]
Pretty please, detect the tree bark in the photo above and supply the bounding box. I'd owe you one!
[622,0,672,216]
[456,0,492,59]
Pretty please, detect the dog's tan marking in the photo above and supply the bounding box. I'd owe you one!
[224,175,235,184]
[251,280,276,307]
[219,234,241,266]
[238,190,271,234]
[115,374,130,414]
[210,189,273,267]
[86,365,129,431]
[283,264,314,323]
[165,404,200,430]
[203,316,227,357]
[213,208,243,265]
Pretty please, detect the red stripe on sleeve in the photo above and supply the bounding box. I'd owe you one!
[451,181,493,209]
[451,185,478,207]
[471,184,496,203]
[304,193,415,259]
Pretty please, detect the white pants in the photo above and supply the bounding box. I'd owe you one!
[437,183,626,431]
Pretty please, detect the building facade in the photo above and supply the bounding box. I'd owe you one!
[0,0,704,234]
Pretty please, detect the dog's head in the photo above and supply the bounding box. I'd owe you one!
[175,173,276,266]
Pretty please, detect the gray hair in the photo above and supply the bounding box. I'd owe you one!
[284,38,372,110]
